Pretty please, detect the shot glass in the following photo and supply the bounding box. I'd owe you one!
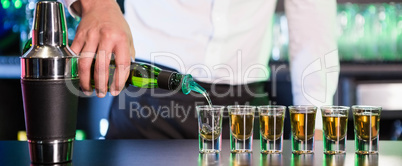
[321,106,349,154]
[258,105,286,154]
[352,105,382,155]
[228,105,256,153]
[289,105,317,154]
[197,105,224,153]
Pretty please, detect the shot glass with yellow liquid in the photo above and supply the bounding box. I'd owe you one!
[352,105,381,155]
[289,105,317,154]
[321,106,349,154]
[258,105,286,154]
[228,105,256,153]
[197,105,224,153]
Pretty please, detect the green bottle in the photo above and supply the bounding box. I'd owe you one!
[23,38,206,95]
[93,60,206,94]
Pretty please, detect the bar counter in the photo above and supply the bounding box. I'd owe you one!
[0,140,401,165]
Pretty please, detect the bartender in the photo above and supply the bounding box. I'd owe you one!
[62,0,339,139]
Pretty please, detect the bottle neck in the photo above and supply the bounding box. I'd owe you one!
[167,72,184,90]
[125,61,185,91]
[156,70,183,90]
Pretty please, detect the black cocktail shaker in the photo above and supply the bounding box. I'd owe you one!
[21,1,79,164]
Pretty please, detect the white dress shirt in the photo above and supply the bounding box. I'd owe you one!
[63,0,340,129]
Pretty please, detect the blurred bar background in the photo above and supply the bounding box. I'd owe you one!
[0,0,401,140]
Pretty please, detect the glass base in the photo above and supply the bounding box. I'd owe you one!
[355,151,378,155]
[230,135,253,153]
[231,149,253,153]
[261,150,282,154]
[292,135,314,154]
[261,135,283,154]
[292,150,314,154]
[323,136,346,155]
[354,133,378,155]
[199,149,220,154]
[324,150,346,155]
[199,135,221,154]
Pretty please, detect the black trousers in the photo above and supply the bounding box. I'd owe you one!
[106,81,269,139]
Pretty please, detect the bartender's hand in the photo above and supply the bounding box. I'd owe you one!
[70,0,134,97]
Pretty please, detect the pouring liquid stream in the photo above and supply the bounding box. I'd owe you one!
[188,81,213,107]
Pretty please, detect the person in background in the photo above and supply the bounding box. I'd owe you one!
[62,0,339,139]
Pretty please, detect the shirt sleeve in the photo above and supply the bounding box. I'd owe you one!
[60,0,80,18]
[285,0,340,129]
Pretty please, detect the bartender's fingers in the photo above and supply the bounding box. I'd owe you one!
[109,38,132,96]
[76,30,99,96]
[78,51,95,96]
[94,43,113,98]
[70,28,84,55]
